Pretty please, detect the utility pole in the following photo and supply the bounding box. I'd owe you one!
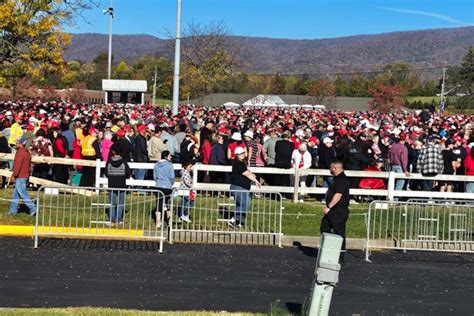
[104,0,114,80]
[172,0,182,116]
[440,67,446,113]
[152,66,157,106]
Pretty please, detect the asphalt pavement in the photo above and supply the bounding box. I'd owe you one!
[0,237,473,314]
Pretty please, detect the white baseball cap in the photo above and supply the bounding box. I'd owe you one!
[231,132,242,141]
[243,130,254,139]
[234,147,245,155]
[323,137,334,144]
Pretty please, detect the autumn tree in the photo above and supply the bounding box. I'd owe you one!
[40,85,60,102]
[266,73,286,94]
[306,78,337,108]
[0,0,96,97]
[334,76,347,96]
[180,21,244,101]
[368,82,406,112]
[346,76,371,97]
[457,46,474,95]
[379,62,419,92]
[15,78,39,99]
[215,72,250,94]
[65,82,87,103]
[453,47,474,111]
[131,55,173,99]
[113,61,133,79]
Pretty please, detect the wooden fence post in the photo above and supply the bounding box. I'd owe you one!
[95,159,101,189]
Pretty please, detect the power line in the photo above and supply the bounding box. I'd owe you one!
[248,64,460,77]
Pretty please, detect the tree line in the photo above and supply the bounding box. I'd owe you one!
[0,1,472,111]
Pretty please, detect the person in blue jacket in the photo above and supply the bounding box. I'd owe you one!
[153,150,174,228]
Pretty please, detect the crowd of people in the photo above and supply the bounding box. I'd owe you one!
[2,99,474,219]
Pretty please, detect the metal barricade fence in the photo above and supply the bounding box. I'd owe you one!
[169,188,283,247]
[407,198,474,205]
[34,186,167,252]
[365,200,474,261]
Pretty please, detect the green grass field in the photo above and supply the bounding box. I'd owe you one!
[0,188,370,238]
[0,308,259,316]
[406,96,441,103]
[151,99,173,106]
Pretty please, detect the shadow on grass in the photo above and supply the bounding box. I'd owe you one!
[270,299,304,315]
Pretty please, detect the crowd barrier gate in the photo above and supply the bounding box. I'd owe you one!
[168,188,284,247]
[365,200,474,261]
[33,186,167,252]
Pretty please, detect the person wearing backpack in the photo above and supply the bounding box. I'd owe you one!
[105,144,131,225]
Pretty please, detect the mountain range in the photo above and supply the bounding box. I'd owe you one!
[65,26,474,74]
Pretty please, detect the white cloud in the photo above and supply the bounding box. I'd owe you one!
[377,6,471,25]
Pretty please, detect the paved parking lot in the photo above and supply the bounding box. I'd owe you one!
[0,237,472,314]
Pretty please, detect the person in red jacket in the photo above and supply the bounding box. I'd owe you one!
[359,158,386,190]
[9,137,36,215]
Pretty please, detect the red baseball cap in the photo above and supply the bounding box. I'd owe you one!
[117,129,126,137]
[51,121,59,128]
[26,124,35,131]
[137,125,147,133]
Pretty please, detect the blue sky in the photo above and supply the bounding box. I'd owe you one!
[67,0,474,39]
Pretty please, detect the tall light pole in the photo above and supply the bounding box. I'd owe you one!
[440,67,446,113]
[103,0,114,79]
[152,65,157,106]
[172,0,182,116]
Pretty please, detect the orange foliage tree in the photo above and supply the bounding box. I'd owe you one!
[368,83,407,112]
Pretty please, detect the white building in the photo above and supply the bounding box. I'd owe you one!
[102,79,147,104]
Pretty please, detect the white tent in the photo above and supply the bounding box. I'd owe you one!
[289,104,301,109]
[242,95,285,108]
[278,103,290,109]
[313,104,326,110]
[301,104,313,110]
[222,102,240,108]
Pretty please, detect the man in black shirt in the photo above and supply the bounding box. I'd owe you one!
[441,138,456,193]
[274,131,293,196]
[230,147,261,227]
[321,161,350,258]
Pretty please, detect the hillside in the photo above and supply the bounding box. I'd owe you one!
[65,26,474,74]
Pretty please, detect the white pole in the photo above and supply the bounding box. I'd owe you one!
[172,0,182,116]
[107,0,114,80]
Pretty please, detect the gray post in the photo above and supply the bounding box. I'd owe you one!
[171,0,182,115]
[306,233,343,316]
[440,67,446,113]
[152,66,157,106]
